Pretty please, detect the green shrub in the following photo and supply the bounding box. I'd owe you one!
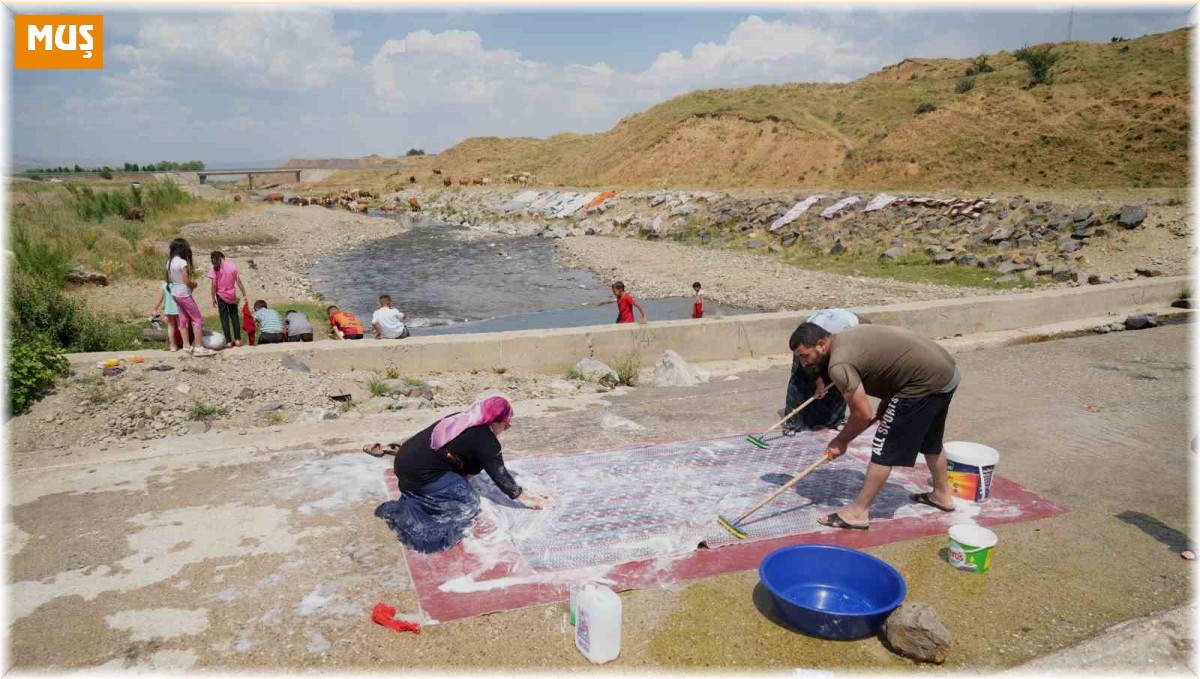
[955,76,975,94]
[965,54,994,76]
[10,273,131,353]
[612,356,639,387]
[1013,45,1061,87]
[368,378,390,397]
[564,367,584,380]
[12,226,70,284]
[189,401,229,421]
[7,336,68,414]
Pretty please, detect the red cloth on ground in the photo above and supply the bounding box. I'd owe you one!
[241,302,257,346]
[371,603,420,634]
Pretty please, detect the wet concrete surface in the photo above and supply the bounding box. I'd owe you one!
[7,324,1190,670]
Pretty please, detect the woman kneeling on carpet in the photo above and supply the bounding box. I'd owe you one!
[366,396,553,553]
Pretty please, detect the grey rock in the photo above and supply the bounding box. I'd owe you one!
[1072,207,1094,223]
[574,358,619,388]
[1051,264,1073,282]
[829,241,847,256]
[282,355,311,373]
[884,602,951,664]
[548,379,577,392]
[256,400,283,413]
[235,387,255,399]
[997,261,1029,275]
[1036,265,1054,276]
[1017,234,1034,249]
[1117,205,1148,229]
[956,254,978,267]
[880,246,906,262]
[1057,238,1081,254]
[649,194,667,207]
[147,364,175,372]
[745,239,766,249]
[174,384,192,395]
[652,350,710,388]
[1135,267,1165,278]
[298,407,338,424]
[182,420,209,436]
[1124,312,1159,330]
[933,253,955,265]
[1088,274,1113,285]
[987,226,1014,242]
[669,203,694,218]
[781,232,799,248]
[994,274,1018,284]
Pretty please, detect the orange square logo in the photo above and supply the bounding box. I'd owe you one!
[15,15,103,69]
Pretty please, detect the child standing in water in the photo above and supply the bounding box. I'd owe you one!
[207,251,249,348]
[165,238,214,356]
[598,281,648,324]
[692,281,704,319]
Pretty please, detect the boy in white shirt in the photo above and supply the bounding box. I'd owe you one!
[371,294,410,340]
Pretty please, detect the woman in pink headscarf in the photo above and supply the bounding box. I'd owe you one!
[366,396,552,553]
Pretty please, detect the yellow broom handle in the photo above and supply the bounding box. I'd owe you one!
[734,455,829,524]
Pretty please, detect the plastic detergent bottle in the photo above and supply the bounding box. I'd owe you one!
[574,583,621,664]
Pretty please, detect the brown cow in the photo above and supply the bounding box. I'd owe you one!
[432,169,442,175]
[265,192,285,203]
[443,178,452,187]
[124,206,145,221]
[379,203,397,212]
[408,197,421,211]
[233,194,243,202]
[458,177,469,186]
[357,189,374,199]
[409,176,416,184]
[471,176,484,186]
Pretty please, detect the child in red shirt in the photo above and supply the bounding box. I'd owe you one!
[600,281,647,324]
[691,281,704,319]
[327,305,365,340]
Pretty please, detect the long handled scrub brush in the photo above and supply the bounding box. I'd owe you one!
[716,455,830,539]
[746,394,819,450]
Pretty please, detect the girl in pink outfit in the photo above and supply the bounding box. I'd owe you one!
[207,251,249,348]
[165,238,213,356]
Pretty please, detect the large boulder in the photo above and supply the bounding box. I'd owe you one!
[883,602,951,664]
[652,350,710,388]
[574,358,619,388]
[1117,205,1148,229]
[1124,312,1159,330]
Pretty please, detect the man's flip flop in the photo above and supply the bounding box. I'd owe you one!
[818,512,869,530]
[911,492,956,513]
[363,444,386,458]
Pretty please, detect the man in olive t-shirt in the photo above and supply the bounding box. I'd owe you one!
[789,322,961,530]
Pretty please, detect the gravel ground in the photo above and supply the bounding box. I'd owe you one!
[553,236,1001,311]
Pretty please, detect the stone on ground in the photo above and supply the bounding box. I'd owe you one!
[652,350,710,387]
[574,358,619,388]
[1124,312,1159,330]
[883,602,952,664]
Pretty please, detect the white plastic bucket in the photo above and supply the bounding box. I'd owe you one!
[948,524,998,573]
[944,441,1000,503]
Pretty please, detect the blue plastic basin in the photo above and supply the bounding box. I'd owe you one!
[759,544,907,640]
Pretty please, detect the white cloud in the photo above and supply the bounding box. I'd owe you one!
[111,9,358,93]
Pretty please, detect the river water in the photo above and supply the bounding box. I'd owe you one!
[307,222,755,336]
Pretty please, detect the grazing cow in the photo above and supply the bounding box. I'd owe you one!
[432,169,442,175]
[265,192,285,203]
[298,197,311,206]
[124,206,145,221]
[408,196,421,211]
[471,176,483,186]
[458,177,469,186]
[233,194,243,202]
[443,178,452,187]
[357,189,374,199]
[357,203,369,214]
[409,176,416,184]
[287,196,300,205]
[379,203,397,212]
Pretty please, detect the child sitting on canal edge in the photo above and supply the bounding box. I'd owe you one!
[252,300,285,344]
[328,305,365,340]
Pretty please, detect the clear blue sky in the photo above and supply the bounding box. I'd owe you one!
[9,5,1192,167]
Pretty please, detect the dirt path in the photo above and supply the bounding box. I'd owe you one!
[554,236,998,311]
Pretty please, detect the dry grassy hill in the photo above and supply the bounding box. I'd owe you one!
[301,28,1189,191]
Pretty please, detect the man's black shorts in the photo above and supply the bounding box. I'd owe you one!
[870,389,955,467]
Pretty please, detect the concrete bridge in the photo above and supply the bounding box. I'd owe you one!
[196,167,303,189]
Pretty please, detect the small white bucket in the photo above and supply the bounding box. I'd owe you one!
[944,441,1000,503]
[948,524,999,573]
